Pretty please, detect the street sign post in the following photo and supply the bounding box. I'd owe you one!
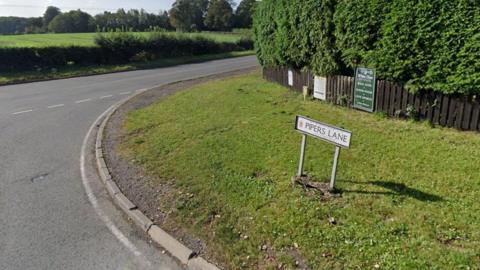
[295,116,352,190]
[353,67,376,112]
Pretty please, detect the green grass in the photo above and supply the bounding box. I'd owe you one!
[0,32,245,48]
[0,51,254,86]
[121,72,480,269]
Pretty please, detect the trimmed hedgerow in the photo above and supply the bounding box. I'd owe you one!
[367,0,480,94]
[334,0,390,69]
[252,0,277,68]
[0,46,106,71]
[253,0,480,94]
[0,32,254,71]
[95,32,248,62]
[253,0,341,76]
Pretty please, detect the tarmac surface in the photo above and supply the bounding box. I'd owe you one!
[0,56,258,270]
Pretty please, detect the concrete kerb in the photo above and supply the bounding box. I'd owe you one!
[94,84,221,270]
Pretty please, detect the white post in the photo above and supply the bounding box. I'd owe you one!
[297,134,307,176]
[330,146,341,190]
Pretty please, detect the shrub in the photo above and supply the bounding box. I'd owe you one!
[367,0,480,94]
[94,32,146,63]
[0,46,105,71]
[446,33,480,95]
[0,32,252,71]
[95,31,248,61]
[252,0,277,67]
[253,0,340,76]
[236,36,254,50]
[254,0,480,94]
[334,0,390,69]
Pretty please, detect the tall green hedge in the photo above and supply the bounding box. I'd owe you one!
[253,0,480,95]
[252,0,278,68]
[253,0,341,76]
[368,0,480,94]
[334,0,390,69]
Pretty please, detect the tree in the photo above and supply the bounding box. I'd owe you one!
[234,0,255,28]
[48,10,94,33]
[25,17,44,33]
[169,0,208,32]
[0,17,30,34]
[204,0,234,31]
[94,9,172,32]
[43,6,61,28]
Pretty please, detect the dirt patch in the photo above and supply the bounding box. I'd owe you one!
[291,175,342,200]
[103,67,258,266]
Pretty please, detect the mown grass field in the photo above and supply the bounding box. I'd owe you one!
[121,72,480,269]
[0,32,244,47]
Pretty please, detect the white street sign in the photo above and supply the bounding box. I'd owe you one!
[295,116,351,148]
[288,70,293,86]
[313,76,327,100]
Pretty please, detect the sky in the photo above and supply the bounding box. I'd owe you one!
[0,0,176,17]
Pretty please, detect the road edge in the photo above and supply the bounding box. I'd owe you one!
[90,79,242,270]
[0,52,254,87]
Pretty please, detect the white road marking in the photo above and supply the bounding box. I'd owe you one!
[100,95,113,99]
[119,91,131,95]
[12,109,33,115]
[75,98,92,104]
[80,102,152,268]
[47,104,65,109]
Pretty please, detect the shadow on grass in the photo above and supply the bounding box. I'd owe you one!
[339,180,444,202]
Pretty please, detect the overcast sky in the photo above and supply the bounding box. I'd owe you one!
[0,0,176,17]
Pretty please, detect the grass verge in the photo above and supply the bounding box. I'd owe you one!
[120,72,480,269]
[0,51,254,86]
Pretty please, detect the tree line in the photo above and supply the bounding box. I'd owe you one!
[0,0,256,35]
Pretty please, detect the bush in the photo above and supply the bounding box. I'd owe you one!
[366,0,480,94]
[254,0,480,95]
[0,46,105,71]
[253,0,340,76]
[0,32,252,71]
[334,0,390,69]
[95,31,249,62]
[446,33,480,95]
[252,0,277,68]
[236,36,254,50]
[94,32,145,63]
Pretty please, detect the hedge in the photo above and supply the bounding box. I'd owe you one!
[334,0,389,69]
[0,46,106,71]
[367,0,480,94]
[253,0,341,76]
[253,0,480,95]
[0,32,254,71]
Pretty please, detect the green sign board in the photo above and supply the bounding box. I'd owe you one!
[353,67,376,112]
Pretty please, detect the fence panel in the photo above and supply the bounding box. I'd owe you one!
[433,93,442,124]
[462,100,472,130]
[376,80,385,112]
[262,67,479,132]
[471,100,480,131]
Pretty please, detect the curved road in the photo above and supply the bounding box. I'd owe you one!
[0,56,258,270]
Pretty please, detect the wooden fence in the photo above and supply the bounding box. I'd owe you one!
[263,67,480,132]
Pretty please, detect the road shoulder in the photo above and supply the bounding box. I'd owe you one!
[98,68,258,269]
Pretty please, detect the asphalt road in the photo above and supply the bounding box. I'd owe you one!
[0,56,258,270]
